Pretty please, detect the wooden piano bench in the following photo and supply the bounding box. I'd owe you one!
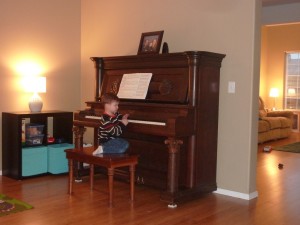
[65,146,138,207]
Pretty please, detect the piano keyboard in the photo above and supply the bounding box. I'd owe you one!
[85,115,166,126]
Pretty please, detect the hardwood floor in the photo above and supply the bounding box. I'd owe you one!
[1,133,300,225]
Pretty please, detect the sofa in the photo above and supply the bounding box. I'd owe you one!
[258,97,293,143]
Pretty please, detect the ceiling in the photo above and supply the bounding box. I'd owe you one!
[262,0,300,6]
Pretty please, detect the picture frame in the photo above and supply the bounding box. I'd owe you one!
[137,30,164,55]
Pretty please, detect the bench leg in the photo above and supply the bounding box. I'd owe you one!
[108,168,114,207]
[129,164,135,202]
[68,159,73,194]
[73,126,86,183]
[90,164,94,190]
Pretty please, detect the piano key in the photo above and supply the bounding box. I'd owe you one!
[128,119,166,126]
[85,115,101,120]
[85,115,166,126]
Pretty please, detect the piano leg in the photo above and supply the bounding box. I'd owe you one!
[73,126,86,182]
[163,138,183,208]
[73,126,86,148]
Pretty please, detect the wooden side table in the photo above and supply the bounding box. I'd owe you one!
[65,147,138,207]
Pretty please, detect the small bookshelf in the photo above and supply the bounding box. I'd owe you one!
[2,111,73,179]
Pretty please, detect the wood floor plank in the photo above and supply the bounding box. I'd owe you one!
[1,133,300,224]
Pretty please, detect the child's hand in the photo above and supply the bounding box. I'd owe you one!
[121,114,129,126]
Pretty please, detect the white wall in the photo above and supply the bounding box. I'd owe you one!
[0,0,81,170]
[81,0,261,196]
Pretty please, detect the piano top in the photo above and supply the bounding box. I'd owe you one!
[91,51,225,66]
[91,51,225,105]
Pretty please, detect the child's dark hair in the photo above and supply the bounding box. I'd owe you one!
[101,93,120,104]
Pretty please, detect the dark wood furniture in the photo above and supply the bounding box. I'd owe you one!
[73,51,225,206]
[2,111,73,179]
[65,146,138,207]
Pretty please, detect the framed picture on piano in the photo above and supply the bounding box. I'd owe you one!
[137,30,164,55]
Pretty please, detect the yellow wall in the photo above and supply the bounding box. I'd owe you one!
[0,0,81,170]
[260,23,300,109]
[81,0,261,195]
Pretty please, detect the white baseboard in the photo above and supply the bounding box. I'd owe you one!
[214,188,258,200]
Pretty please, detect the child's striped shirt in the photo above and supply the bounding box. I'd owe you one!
[98,112,126,144]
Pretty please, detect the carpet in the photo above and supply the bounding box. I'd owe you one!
[273,142,300,153]
[0,194,33,217]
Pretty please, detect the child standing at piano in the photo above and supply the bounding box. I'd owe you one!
[93,93,129,155]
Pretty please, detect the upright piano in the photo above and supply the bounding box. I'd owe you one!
[73,51,225,206]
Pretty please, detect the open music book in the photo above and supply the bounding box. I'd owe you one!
[117,73,152,99]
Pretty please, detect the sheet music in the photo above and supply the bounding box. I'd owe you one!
[117,73,152,99]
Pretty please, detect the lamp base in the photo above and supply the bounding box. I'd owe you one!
[29,93,43,112]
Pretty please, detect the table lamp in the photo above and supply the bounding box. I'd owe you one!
[25,77,46,112]
[269,87,279,111]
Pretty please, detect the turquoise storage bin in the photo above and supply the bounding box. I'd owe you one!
[47,143,74,174]
[22,146,48,177]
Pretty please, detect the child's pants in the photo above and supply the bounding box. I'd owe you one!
[102,138,129,153]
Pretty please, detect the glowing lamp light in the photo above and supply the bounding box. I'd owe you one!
[24,77,46,112]
[269,88,279,98]
[288,88,296,96]
[16,61,43,77]
[269,88,279,111]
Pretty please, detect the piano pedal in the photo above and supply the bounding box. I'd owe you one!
[167,203,177,209]
[75,178,83,183]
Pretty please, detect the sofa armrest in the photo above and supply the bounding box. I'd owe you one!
[267,110,294,120]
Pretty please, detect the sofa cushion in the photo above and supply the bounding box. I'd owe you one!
[259,109,267,119]
[258,120,270,132]
[261,117,282,129]
[258,129,281,143]
[280,127,292,138]
[278,117,292,128]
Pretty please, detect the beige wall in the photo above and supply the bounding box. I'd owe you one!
[0,0,261,196]
[0,0,81,170]
[260,26,269,100]
[262,2,300,25]
[81,0,261,195]
[260,23,300,109]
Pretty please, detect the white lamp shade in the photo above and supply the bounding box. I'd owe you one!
[269,88,279,97]
[24,77,46,93]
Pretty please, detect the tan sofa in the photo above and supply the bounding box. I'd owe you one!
[258,97,293,143]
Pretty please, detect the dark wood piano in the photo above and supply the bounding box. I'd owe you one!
[73,51,225,207]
